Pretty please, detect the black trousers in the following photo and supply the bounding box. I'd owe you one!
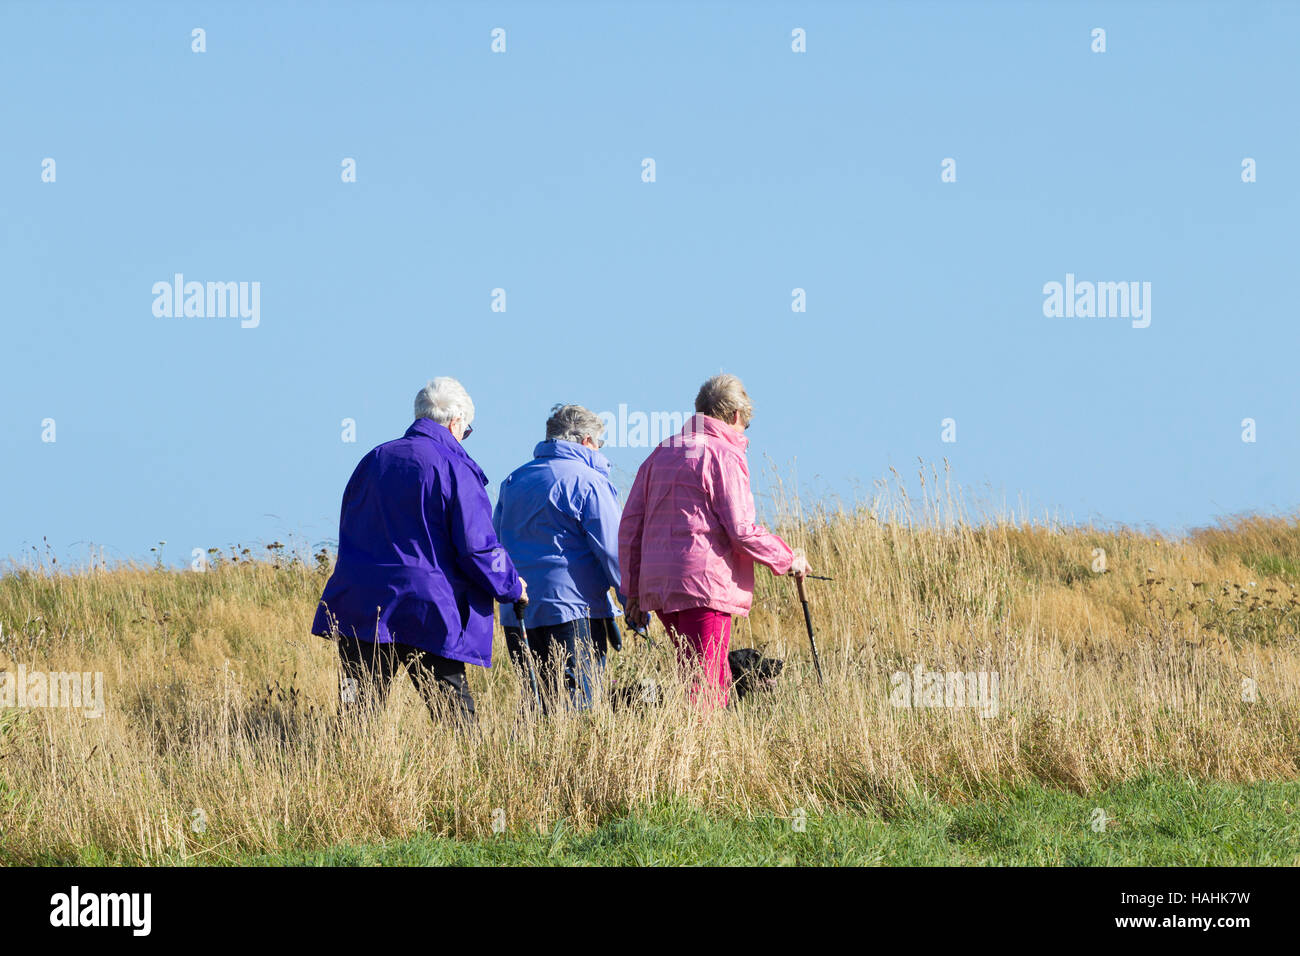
[503,616,616,714]
[335,633,474,724]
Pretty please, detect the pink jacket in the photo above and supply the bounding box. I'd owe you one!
[619,413,795,616]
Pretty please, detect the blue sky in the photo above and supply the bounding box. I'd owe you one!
[2,1,1297,568]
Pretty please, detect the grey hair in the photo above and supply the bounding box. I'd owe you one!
[414,377,475,428]
[694,373,753,426]
[545,403,605,445]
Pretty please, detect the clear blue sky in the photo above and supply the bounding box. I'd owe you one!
[2,1,1296,568]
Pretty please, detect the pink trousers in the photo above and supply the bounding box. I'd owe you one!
[657,608,733,708]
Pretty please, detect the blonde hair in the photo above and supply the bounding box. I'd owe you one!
[694,373,753,427]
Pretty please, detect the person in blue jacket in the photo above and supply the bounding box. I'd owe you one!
[312,377,525,724]
[494,404,626,713]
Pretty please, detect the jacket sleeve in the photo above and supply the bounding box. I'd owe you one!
[446,463,524,604]
[491,479,524,627]
[704,448,795,575]
[618,460,650,600]
[580,478,626,606]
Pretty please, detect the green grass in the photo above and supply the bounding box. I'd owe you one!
[1246,554,1300,579]
[31,776,1295,867]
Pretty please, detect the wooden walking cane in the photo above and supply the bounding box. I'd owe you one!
[795,574,825,687]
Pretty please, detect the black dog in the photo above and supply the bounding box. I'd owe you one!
[608,648,784,709]
[728,648,784,701]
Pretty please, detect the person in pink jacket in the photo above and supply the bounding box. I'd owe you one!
[619,374,812,707]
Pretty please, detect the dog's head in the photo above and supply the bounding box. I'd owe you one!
[729,648,784,701]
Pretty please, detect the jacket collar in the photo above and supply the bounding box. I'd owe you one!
[684,412,748,452]
[533,439,612,476]
[406,418,489,485]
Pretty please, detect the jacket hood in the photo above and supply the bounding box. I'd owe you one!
[406,418,489,485]
[533,439,612,476]
[682,412,749,453]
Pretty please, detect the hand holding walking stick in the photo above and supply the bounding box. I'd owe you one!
[795,572,826,687]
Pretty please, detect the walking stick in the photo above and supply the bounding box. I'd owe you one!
[632,622,657,649]
[514,596,542,712]
[795,574,825,686]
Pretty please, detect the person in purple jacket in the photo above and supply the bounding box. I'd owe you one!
[311,377,526,724]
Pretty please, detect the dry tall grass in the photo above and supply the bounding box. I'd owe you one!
[2,475,1298,862]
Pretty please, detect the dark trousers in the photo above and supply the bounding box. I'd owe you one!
[336,633,474,725]
[503,617,615,714]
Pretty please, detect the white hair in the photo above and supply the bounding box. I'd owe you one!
[414,377,475,428]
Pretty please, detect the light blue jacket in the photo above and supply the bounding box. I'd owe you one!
[493,440,626,629]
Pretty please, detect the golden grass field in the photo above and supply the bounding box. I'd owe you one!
[1,472,1298,863]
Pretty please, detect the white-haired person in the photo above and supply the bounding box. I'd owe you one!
[312,376,526,724]
[619,374,810,708]
[494,404,627,713]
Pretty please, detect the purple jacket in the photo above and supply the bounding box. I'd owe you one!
[311,418,523,667]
